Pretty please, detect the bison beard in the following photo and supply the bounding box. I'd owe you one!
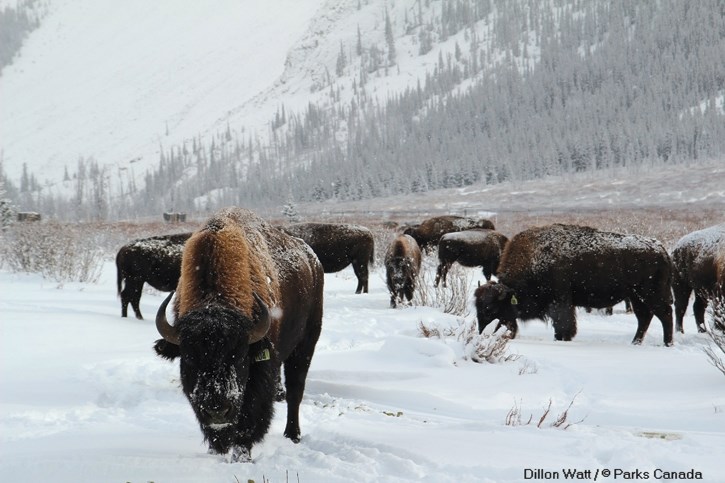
[475,224,674,346]
[153,207,324,462]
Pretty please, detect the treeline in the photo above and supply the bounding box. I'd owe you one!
[8,0,725,220]
[147,0,724,212]
[0,0,44,73]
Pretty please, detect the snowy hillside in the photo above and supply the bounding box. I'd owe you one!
[0,0,475,194]
[0,0,324,186]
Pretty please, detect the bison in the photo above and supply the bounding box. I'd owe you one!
[434,229,508,287]
[474,224,674,346]
[403,215,495,251]
[671,223,725,333]
[116,232,191,319]
[385,234,422,308]
[153,207,324,462]
[279,222,374,294]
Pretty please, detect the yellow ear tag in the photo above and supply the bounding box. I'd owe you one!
[254,348,271,362]
[510,295,518,305]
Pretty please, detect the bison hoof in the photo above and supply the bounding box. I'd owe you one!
[664,340,674,347]
[631,338,643,345]
[284,429,301,444]
[697,326,707,334]
[230,445,252,463]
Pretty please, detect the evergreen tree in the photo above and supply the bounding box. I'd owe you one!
[385,7,396,65]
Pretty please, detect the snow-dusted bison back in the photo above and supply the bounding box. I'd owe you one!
[475,224,673,346]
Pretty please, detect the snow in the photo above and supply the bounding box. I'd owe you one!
[0,0,325,187]
[2,260,724,482]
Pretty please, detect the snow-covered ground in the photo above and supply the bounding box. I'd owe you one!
[1,259,723,482]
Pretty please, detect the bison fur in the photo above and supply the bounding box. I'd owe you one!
[385,234,422,308]
[153,208,324,462]
[279,222,374,294]
[116,232,191,319]
[403,215,495,251]
[671,223,725,333]
[435,229,508,287]
[474,224,674,346]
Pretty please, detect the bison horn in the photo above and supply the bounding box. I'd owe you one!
[155,291,180,345]
[249,293,272,344]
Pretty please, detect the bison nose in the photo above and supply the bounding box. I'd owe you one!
[203,403,232,422]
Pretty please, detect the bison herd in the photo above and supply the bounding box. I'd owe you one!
[114,208,724,461]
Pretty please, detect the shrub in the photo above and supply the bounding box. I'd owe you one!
[419,318,517,364]
[704,294,725,377]
[413,259,472,317]
[0,223,104,283]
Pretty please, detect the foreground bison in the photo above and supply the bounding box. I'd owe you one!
[671,223,725,333]
[385,234,422,308]
[154,208,324,462]
[116,232,191,319]
[403,215,495,251]
[474,224,674,346]
[434,229,508,287]
[279,222,374,294]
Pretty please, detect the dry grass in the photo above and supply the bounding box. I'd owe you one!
[505,392,585,429]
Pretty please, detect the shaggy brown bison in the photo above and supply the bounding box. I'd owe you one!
[153,208,324,462]
[116,232,191,319]
[474,224,674,346]
[671,223,725,333]
[279,222,374,294]
[385,234,422,308]
[434,229,508,287]
[403,215,495,251]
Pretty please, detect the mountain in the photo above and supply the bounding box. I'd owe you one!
[2,0,724,221]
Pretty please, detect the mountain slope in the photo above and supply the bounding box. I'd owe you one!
[0,0,324,185]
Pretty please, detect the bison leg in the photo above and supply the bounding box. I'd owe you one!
[434,262,449,288]
[692,294,708,333]
[672,279,692,333]
[282,323,322,443]
[352,260,369,294]
[482,263,494,281]
[628,297,654,345]
[121,279,144,319]
[548,301,577,341]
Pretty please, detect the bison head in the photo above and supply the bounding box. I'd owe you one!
[155,292,272,450]
[387,257,417,307]
[474,281,519,337]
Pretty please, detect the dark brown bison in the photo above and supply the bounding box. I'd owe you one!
[116,232,191,319]
[474,224,674,346]
[434,229,508,287]
[153,208,324,462]
[16,211,41,222]
[385,234,422,308]
[671,223,725,333]
[279,222,374,294]
[403,215,495,251]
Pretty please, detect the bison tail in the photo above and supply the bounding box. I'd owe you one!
[369,244,375,267]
